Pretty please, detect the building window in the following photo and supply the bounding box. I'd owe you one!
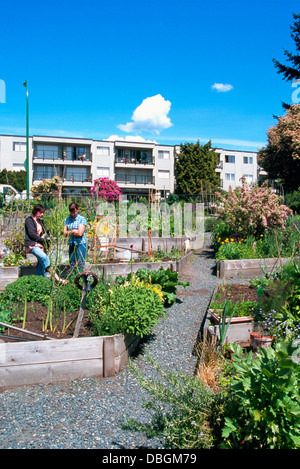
[243,156,253,164]
[97,146,110,156]
[225,173,235,181]
[65,166,90,182]
[36,144,60,159]
[13,142,26,152]
[158,170,170,179]
[12,163,25,170]
[97,167,110,177]
[244,174,253,183]
[158,150,170,159]
[225,155,235,163]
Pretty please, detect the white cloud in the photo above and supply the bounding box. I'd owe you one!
[212,83,233,93]
[118,94,173,134]
[105,135,157,143]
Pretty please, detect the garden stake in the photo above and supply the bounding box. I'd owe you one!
[73,271,98,338]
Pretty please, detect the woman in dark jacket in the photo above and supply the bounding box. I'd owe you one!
[25,204,67,283]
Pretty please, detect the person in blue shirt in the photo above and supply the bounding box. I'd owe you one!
[63,202,87,271]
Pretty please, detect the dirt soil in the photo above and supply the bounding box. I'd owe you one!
[0,303,94,343]
[215,283,258,303]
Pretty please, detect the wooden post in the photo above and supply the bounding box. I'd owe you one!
[73,276,87,338]
[103,337,115,377]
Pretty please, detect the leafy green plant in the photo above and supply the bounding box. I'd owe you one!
[0,294,14,331]
[221,340,300,449]
[116,267,189,306]
[211,299,258,318]
[218,299,238,348]
[3,275,52,303]
[256,260,300,343]
[89,283,165,337]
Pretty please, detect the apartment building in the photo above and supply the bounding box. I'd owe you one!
[0,134,175,198]
[0,134,264,197]
[215,148,263,191]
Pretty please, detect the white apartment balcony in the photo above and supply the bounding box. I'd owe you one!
[33,146,92,164]
[115,172,155,189]
[215,161,223,173]
[115,147,154,168]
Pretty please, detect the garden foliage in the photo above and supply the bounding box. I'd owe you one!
[90,177,121,201]
[222,341,300,449]
[215,176,292,238]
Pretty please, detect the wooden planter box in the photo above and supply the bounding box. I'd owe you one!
[208,309,254,325]
[204,309,258,347]
[0,266,19,290]
[217,257,294,279]
[0,333,140,390]
[0,252,194,289]
[200,288,259,347]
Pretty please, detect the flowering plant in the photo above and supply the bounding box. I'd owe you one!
[258,104,300,191]
[215,177,292,237]
[30,176,60,198]
[90,177,121,202]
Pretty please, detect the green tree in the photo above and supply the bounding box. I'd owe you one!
[175,141,219,195]
[273,13,300,109]
[0,169,26,192]
[257,104,300,192]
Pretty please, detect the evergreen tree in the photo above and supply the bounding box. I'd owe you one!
[0,169,26,192]
[257,104,300,192]
[175,141,219,195]
[273,13,300,109]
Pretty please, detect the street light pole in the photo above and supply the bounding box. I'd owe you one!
[23,80,29,198]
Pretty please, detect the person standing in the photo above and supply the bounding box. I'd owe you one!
[25,204,68,283]
[63,202,87,270]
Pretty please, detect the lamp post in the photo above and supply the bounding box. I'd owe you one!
[23,80,29,198]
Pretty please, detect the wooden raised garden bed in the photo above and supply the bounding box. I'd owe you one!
[0,333,140,390]
[201,283,260,347]
[217,257,294,279]
[0,251,194,289]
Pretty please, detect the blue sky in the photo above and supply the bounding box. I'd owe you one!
[0,0,299,151]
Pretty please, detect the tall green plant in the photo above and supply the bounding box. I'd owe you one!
[89,283,165,337]
[221,341,300,448]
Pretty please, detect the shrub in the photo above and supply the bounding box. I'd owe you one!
[286,189,300,214]
[221,341,300,448]
[4,275,52,303]
[215,177,293,238]
[256,260,300,343]
[89,284,165,337]
[90,177,121,201]
[3,274,82,313]
[116,267,189,306]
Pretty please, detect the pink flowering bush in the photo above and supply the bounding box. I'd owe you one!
[216,177,293,238]
[90,177,121,202]
[258,104,300,191]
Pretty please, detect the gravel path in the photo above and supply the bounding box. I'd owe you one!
[0,249,219,449]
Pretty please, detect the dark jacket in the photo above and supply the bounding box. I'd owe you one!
[24,216,49,247]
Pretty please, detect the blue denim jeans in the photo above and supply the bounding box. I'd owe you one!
[31,246,51,277]
[69,243,86,271]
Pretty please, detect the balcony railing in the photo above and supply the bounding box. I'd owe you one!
[33,172,92,183]
[33,148,92,162]
[116,173,154,185]
[115,155,154,165]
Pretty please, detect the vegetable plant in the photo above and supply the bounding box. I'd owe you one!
[221,340,300,448]
[116,267,189,306]
[89,283,165,337]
